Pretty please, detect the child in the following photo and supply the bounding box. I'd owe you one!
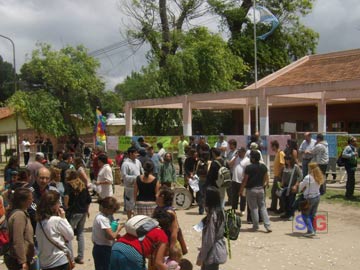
[196,186,227,270]
[166,245,182,270]
[92,197,122,270]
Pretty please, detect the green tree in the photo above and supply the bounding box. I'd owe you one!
[208,0,319,83]
[10,43,105,137]
[0,56,15,103]
[116,27,246,134]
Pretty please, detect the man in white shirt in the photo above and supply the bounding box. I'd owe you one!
[228,147,247,216]
[214,133,228,158]
[299,132,316,176]
[121,147,143,218]
[22,138,32,166]
[96,154,113,199]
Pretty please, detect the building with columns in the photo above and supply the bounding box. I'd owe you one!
[124,49,360,136]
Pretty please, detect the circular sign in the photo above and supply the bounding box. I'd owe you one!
[173,188,192,210]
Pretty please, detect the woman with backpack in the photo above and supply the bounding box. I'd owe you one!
[110,213,170,270]
[4,188,35,270]
[196,186,227,270]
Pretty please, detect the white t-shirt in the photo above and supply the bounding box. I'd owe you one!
[22,140,31,152]
[92,213,113,246]
[97,164,113,199]
[214,140,228,158]
[232,157,245,183]
[299,175,320,199]
[158,148,166,159]
[36,216,74,269]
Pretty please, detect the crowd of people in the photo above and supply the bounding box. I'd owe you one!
[0,131,358,270]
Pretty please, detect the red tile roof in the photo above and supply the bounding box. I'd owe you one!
[0,107,14,120]
[265,49,360,87]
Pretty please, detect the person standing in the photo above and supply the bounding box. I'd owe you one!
[134,161,160,216]
[64,171,92,264]
[35,191,74,270]
[214,133,228,159]
[177,135,188,177]
[148,146,161,178]
[95,154,114,199]
[268,140,285,213]
[342,137,358,199]
[299,162,324,237]
[26,152,45,185]
[22,138,32,166]
[299,132,316,176]
[121,147,143,219]
[157,142,166,162]
[196,186,227,270]
[158,153,177,187]
[4,188,35,270]
[205,148,226,206]
[227,147,247,216]
[311,133,329,195]
[225,139,237,205]
[240,151,272,232]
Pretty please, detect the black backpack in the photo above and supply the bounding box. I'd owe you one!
[224,209,241,259]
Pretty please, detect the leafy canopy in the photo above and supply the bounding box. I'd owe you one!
[8,43,106,137]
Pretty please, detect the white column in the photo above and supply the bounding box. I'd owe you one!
[182,96,192,136]
[243,104,251,136]
[318,93,327,133]
[259,89,269,136]
[259,88,270,168]
[124,102,133,136]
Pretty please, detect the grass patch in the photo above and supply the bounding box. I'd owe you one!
[322,189,360,208]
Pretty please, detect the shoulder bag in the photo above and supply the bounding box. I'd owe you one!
[39,222,75,270]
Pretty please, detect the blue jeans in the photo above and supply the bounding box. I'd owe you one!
[110,243,143,270]
[196,180,206,214]
[301,195,320,233]
[69,213,87,259]
[93,244,112,270]
[246,187,271,229]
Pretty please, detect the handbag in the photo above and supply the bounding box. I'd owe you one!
[39,222,75,270]
[294,175,311,212]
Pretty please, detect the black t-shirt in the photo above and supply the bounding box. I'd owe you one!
[65,183,91,214]
[136,176,158,201]
[245,163,268,189]
[205,158,224,188]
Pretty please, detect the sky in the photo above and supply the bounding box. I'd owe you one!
[1,0,360,90]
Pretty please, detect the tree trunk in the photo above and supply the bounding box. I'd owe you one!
[159,0,171,67]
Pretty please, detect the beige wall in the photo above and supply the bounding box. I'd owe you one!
[0,115,28,133]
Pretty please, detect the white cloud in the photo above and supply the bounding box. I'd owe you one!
[1,0,360,90]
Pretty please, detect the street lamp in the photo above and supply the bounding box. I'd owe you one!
[0,34,20,160]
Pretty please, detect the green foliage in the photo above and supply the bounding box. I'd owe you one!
[7,90,67,137]
[208,0,319,84]
[16,43,106,137]
[0,56,15,102]
[116,28,247,134]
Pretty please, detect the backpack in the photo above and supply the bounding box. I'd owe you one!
[336,152,345,167]
[125,215,159,270]
[214,160,232,188]
[125,215,159,238]
[223,209,241,259]
[196,159,209,178]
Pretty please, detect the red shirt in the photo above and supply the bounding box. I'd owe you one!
[118,228,168,257]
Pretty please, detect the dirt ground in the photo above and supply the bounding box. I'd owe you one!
[67,185,360,270]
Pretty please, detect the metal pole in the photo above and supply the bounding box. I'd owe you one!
[253,0,259,133]
[0,34,19,160]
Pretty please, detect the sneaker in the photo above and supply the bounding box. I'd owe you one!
[74,257,84,264]
[266,207,277,212]
[304,232,315,237]
[265,225,272,233]
[280,214,290,219]
[288,216,294,221]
